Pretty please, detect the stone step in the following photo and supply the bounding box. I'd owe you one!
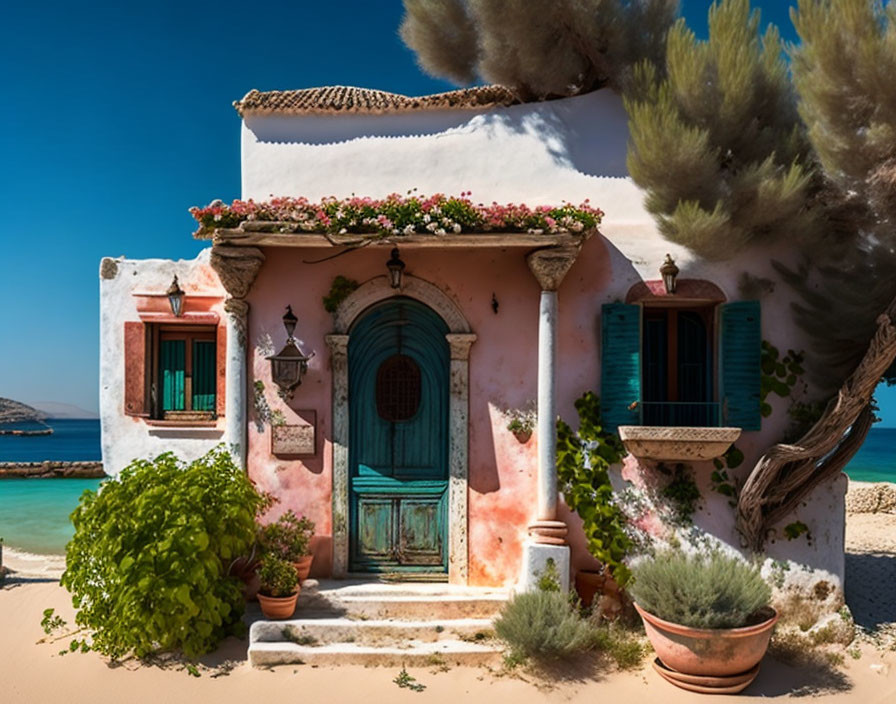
[250,616,496,645]
[248,639,502,668]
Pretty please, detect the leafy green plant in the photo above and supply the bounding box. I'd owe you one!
[784,521,810,541]
[591,623,647,670]
[504,403,536,437]
[557,392,631,585]
[257,557,298,598]
[536,558,562,593]
[660,463,701,524]
[322,275,360,314]
[40,608,67,635]
[258,510,315,561]
[629,550,771,629]
[393,668,426,692]
[494,590,595,661]
[61,447,265,659]
[711,444,743,505]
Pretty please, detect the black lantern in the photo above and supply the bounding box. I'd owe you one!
[167,275,185,317]
[386,248,405,289]
[267,306,314,399]
[660,254,679,295]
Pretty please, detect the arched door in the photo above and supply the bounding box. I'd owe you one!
[348,298,449,574]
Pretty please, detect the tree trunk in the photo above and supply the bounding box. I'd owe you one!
[735,296,896,550]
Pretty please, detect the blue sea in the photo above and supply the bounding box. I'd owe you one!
[0,420,893,556]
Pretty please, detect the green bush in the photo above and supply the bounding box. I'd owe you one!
[258,510,314,561]
[61,448,265,659]
[258,557,298,597]
[494,590,594,661]
[629,550,771,629]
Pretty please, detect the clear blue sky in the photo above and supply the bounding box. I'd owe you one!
[1,1,893,425]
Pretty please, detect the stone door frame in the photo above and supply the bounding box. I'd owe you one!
[326,275,476,584]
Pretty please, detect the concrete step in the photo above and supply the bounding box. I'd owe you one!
[250,616,496,645]
[294,580,509,620]
[248,639,502,668]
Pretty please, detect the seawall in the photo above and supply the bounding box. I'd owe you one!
[0,461,106,479]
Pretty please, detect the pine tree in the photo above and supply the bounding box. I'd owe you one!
[624,0,817,260]
[783,0,896,386]
[399,0,678,100]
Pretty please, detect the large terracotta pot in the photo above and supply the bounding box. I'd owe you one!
[293,554,314,583]
[635,602,778,677]
[258,590,299,620]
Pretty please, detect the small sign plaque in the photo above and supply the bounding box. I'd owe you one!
[272,423,315,456]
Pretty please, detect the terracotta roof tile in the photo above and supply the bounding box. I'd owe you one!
[234,85,517,117]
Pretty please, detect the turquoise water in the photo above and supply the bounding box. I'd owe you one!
[0,418,100,461]
[844,426,896,483]
[0,478,104,555]
[0,422,892,556]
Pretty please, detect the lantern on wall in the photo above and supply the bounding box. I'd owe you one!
[267,305,314,399]
[167,275,185,317]
[660,254,680,295]
[386,248,405,289]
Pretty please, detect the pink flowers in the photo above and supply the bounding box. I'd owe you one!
[189,193,604,239]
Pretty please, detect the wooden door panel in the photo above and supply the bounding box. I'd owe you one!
[355,497,394,563]
[398,497,443,566]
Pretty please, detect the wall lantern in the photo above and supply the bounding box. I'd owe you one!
[387,248,405,289]
[660,254,680,295]
[267,305,314,399]
[167,275,185,317]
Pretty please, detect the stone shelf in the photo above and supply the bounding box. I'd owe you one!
[617,426,742,462]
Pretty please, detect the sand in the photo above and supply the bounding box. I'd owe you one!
[2,480,895,703]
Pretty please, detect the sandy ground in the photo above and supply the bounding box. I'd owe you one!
[2,481,895,703]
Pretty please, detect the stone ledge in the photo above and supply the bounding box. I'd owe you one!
[0,461,106,479]
[618,426,741,462]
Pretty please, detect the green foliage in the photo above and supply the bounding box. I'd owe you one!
[557,392,632,585]
[40,608,66,635]
[494,590,595,661]
[393,668,426,692]
[399,0,678,98]
[660,463,701,523]
[257,557,298,598]
[629,550,771,629]
[61,448,265,659]
[625,0,816,260]
[591,623,647,670]
[258,510,315,562]
[504,402,536,436]
[322,275,360,314]
[536,558,562,593]
[784,521,810,541]
[760,341,806,418]
[711,444,742,505]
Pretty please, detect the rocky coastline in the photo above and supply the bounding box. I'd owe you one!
[0,461,105,479]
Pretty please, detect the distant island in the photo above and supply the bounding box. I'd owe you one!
[0,398,46,425]
[27,401,99,420]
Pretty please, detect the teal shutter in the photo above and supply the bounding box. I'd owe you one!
[160,340,185,411]
[720,301,761,431]
[601,303,642,432]
[192,340,216,412]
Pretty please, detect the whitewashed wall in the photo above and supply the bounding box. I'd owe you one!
[98,250,226,476]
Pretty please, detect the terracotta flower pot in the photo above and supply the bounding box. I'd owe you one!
[635,602,778,678]
[258,590,299,620]
[293,554,314,583]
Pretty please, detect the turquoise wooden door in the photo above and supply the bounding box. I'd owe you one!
[348,298,449,574]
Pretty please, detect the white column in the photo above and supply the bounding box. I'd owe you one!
[537,291,559,522]
[224,298,249,468]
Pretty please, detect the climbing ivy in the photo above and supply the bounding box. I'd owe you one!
[761,341,826,441]
[556,392,632,585]
[659,463,701,524]
[711,444,744,506]
[322,275,360,314]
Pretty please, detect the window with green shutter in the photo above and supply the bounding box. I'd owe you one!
[154,327,217,419]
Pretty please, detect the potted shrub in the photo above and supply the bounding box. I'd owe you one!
[258,510,316,582]
[257,557,300,620]
[629,550,777,693]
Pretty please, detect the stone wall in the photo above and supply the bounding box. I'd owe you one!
[0,461,106,479]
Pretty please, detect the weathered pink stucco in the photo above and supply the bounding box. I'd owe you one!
[244,238,614,585]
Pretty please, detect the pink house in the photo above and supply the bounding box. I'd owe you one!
[99,85,847,596]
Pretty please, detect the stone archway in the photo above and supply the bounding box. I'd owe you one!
[325,275,476,583]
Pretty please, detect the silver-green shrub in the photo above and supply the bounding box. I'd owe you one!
[629,550,771,629]
[494,590,594,660]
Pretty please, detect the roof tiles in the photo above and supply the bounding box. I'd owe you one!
[234,85,517,117]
